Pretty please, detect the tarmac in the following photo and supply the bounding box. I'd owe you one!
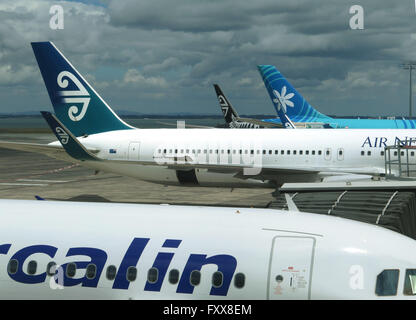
[0,144,275,208]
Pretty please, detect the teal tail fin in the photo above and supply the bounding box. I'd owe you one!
[257,65,332,122]
[32,42,134,137]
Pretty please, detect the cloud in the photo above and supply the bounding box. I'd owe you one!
[123,69,168,88]
[0,0,413,116]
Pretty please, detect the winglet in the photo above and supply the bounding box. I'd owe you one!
[40,111,99,161]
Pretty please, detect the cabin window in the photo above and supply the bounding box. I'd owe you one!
[106,265,117,280]
[411,151,415,157]
[209,150,212,154]
[275,150,278,155]
[158,149,161,154]
[287,150,291,155]
[293,150,297,155]
[318,150,322,155]
[8,259,18,274]
[227,150,230,154]
[326,150,330,156]
[46,262,57,276]
[375,269,399,296]
[339,150,343,156]
[204,150,207,154]
[66,263,76,278]
[169,149,172,154]
[312,150,315,155]
[27,260,37,275]
[198,149,201,154]
[244,150,248,154]
[221,150,224,154]
[281,150,284,155]
[257,150,260,155]
[361,151,365,156]
[250,150,254,155]
[299,150,303,155]
[401,151,404,156]
[263,150,266,155]
[367,151,371,156]
[174,149,178,154]
[239,150,242,154]
[127,266,137,282]
[234,272,245,288]
[86,264,97,280]
[215,150,218,154]
[27,261,38,275]
[163,149,166,154]
[169,269,180,284]
[190,270,201,286]
[186,149,189,153]
[192,149,195,154]
[403,269,416,295]
[305,150,309,155]
[394,151,398,156]
[269,150,272,155]
[380,151,385,156]
[147,268,159,284]
[212,271,223,288]
[233,150,236,154]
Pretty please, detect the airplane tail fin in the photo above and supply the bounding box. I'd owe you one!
[31,42,134,137]
[213,84,239,125]
[257,65,331,122]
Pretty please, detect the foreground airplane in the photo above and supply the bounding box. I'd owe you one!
[257,65,416,129]
[1,42,416,188]
[0,198,415,299]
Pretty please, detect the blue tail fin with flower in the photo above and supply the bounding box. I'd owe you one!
[257,65,332,123]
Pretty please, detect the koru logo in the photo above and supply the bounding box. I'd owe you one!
[55,127,69,144]
[218,95,229,116]
[57,71,90,121]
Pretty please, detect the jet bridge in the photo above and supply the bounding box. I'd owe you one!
[385,143,416,179]
[270,182,416,240]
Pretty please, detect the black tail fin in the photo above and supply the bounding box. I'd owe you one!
[213,84,239,125]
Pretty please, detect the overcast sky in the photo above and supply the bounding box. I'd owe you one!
[1,0,416,116]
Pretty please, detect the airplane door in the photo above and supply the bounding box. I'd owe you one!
[128,142,140,160]
[268,236,315,300]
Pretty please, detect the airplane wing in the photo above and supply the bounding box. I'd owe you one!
[0,140,99,163]
[0,140,74,162]
[155,121,213,129]
[236,117,284,128]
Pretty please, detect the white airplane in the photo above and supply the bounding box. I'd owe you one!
[0,41,415,188]
[0,198,415,300]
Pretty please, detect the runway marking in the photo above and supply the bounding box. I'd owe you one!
[17,179,70,183]
[0,183,48,186]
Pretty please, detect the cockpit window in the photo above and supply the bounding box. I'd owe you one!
[404,269,416,295]
[375,269,399,296]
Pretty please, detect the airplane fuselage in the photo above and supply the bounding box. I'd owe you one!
[263,117,416,129]
[0,199,415,300]
[54,128,416,187]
